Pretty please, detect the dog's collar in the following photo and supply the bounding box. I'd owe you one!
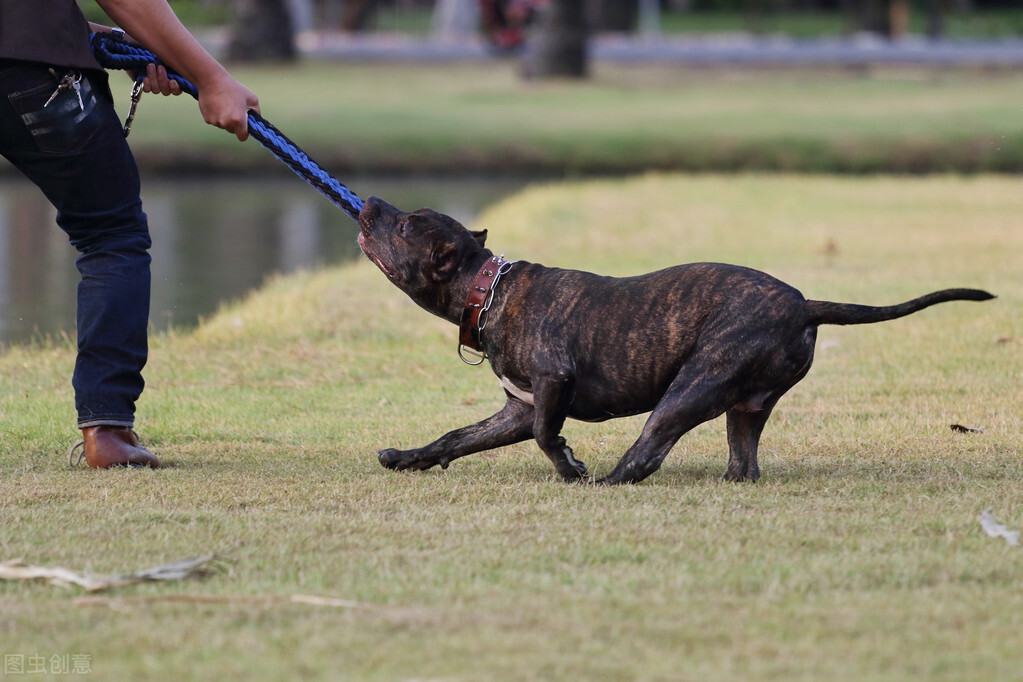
[458,255,515,365]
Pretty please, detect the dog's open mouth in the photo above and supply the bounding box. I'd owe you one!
[357,231,397,279]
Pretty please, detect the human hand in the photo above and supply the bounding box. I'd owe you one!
[110,28,181,96]
[140,63,182,96]
[196,71,260,142]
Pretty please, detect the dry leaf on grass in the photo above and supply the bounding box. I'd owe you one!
[950,424,985,434]
[0,554,226,592]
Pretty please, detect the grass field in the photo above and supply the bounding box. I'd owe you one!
[96,61,1023,175]
[1,174,1021,680]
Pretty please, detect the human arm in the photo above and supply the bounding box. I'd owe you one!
[92,0,259,141]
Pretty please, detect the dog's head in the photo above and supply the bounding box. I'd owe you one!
[358,196,489,316]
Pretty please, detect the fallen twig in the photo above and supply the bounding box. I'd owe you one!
[0,554,226,592]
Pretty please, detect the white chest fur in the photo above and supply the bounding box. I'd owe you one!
[498,376,534,405]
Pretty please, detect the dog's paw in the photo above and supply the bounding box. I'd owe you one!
[721,469,760,483]
[378,448,445,472]
[557,465,588,482]
[553,446,588,481]
[377,449,406,470]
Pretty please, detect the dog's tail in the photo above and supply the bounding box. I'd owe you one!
[806,288,994,327]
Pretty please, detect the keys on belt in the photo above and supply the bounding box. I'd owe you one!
[43,69,83,110]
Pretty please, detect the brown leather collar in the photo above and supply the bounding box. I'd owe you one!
[458,255,514,363]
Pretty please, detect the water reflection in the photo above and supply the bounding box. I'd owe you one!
[0,175,527,346]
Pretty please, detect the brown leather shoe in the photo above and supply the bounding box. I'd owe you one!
[80,426,160,469]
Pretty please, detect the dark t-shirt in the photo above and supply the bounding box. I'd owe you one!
[0,0,103,70]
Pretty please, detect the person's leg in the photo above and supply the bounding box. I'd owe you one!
[0,62,158,467]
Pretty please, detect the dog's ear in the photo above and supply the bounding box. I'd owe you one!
[430,242,459,283]
[472,229,488,247]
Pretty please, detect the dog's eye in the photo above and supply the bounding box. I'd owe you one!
[398,220,408,236]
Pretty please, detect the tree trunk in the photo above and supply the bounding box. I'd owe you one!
[587,0,637,32]
[865,0,892,37]
[521,0,589,80]
[227,0,296,63]
[926,0,946,38]
[890,0,909,39]
[841,0,889,36]
[340,0,376,32]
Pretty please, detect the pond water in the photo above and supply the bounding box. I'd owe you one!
[0,175,529,347]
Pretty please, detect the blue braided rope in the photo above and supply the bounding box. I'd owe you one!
[90,32,364,220]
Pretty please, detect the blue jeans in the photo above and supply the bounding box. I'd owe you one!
[0,60,151,428]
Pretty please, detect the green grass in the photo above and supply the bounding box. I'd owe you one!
[1,174,1022,680]
[660,10,848,37]
[103,61,1023,175]
[660,9,1023,38]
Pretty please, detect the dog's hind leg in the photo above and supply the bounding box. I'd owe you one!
[378,398,534,472]
[596,362,736,485]
[723,398,779,483]
[724,331,814,482]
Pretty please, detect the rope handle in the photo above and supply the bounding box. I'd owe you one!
[90,31,364,220]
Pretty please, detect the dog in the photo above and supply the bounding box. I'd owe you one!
[357,196,993,484]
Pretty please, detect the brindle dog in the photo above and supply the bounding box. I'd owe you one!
[357,196,993,484]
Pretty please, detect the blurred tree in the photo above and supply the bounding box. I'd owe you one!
[925,0,954,37]
[521,0,589,79]
[227,0,296,61]
[890,0,909,37]
[588,0,638,31]
[341,0,377,31]
[841,0,894,36]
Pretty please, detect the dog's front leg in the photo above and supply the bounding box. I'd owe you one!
[378,398,534,472]
[531,370,588,481]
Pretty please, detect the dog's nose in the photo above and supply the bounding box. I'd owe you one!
[363,196,401,219]
[359,196,380,220]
